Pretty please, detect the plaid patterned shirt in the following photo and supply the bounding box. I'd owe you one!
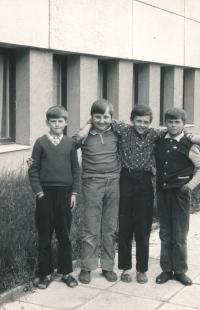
[112,120,167,173]
[46,132,63,146]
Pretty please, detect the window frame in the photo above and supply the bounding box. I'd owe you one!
[0,49,16,145]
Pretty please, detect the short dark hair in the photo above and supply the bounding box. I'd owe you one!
[46,106,68,121]
[164,107,187,122]
[130,104,153,123]
[90,99,114,117]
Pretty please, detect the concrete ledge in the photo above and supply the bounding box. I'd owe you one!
[0,144,31,154]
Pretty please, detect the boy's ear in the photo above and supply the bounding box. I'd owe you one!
[46,120,50,126]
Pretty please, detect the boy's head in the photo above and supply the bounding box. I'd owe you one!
[164,107,187,138]
[90,99,114,117]
[46,106,68,136]
[90,99,114,133]
[46,106,68,121]
[130,104,153,135]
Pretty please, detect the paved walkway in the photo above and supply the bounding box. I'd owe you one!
[1,212,200,310]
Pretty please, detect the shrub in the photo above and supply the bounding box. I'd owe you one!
[0,167,83,294]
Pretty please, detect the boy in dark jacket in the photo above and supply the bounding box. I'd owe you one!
[155,107,200,286]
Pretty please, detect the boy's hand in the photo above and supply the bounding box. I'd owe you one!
[70,194,77,210]
[180,184,190,193]
[190,135,200,145]
[77,123,92,144]
[27,157,34,167]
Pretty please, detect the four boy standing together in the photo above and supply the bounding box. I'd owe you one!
[28,100,200,290]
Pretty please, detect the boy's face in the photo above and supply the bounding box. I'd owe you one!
[131,115,151,135]
[46,117,68,135]
[92,107,112,134]
[165,118,185,138]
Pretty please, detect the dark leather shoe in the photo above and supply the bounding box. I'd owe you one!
[156,271,173,284]
[174,273,192,286]
[102,270,117,282]
[78,270,91,284]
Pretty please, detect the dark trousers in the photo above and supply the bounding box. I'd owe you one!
[118,168,154,273]
[157,189,190,274]
[35,186,72,278]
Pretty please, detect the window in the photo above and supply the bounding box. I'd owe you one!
[0,50,16,144]
[53,55,67,108]
[183,68,194,124]
[160,67,165,126]
[98,60,107,99]
[53,55,67,134]
[133,63,139,106]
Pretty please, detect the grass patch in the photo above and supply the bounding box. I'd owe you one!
[0,167,83,294]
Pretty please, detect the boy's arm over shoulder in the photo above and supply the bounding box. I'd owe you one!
[111,119,131,135]
[152,128,168,141]
[184,144,200,191]
[75,120,92,145]
[28,138,43,195]
[182,128,200,145]
[70,138,80,193]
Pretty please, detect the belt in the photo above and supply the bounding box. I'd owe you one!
[122,167,152,174]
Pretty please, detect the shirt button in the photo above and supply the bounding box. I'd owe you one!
[164,183,166,186]
[165,162,168,164]
[170,140,172,142]
[167,150,169,153]
[164,172,166,175]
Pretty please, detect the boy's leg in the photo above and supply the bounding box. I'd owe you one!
[81,178,105,271]
[101,177,119,271]
[35,187,54,278]
[118,168,135,271]
[157,189,173,272]
[55,187,73,276]
[171,188,190,274]
[133,172,154,273]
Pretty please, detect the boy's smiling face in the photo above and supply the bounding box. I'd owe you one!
[92,107,112,134]
[46,117,68,136]
[131,115,151,135]
[165,118,185,138]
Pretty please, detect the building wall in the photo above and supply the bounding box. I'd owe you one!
[1,0,200,67]
[0,0,200,170]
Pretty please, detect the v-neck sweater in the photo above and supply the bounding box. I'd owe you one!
[28,135,79,195]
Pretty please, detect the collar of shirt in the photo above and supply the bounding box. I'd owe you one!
[164,132,184,142]
[46,132,63,145]
[90,126,112,136]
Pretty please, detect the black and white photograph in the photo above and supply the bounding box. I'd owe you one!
[0,1,200,309]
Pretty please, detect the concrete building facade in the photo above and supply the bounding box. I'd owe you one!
[0,0,200,170]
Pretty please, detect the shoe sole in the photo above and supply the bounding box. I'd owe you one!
[102,273,117,282]
[78,277,90,284]
[121,274,132,283]
[103,277,117,282]
[137,279,148,284]
[174,278,192,286]
[61,276,78,288]
[156,276,173,284]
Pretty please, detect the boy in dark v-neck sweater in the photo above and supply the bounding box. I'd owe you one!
[28,106,79,289]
